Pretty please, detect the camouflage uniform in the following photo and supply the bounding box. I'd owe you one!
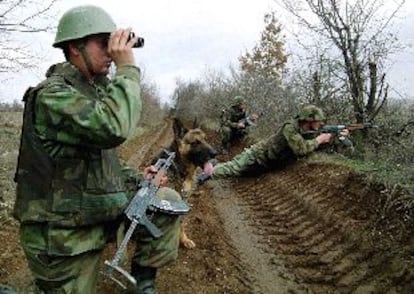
[220,96,249,151]
[13,7,181,292]
[213,118,320,178]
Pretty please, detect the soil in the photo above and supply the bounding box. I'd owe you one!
[1,115,413,293]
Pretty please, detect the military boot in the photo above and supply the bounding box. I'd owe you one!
[130,263,158,294]
[221,142,230,155]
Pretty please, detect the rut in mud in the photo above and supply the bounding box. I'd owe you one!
[211,162,414,293]
[0,117,413,293]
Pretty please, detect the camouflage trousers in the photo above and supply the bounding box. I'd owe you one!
[20,214,180,294]
[21,245,102,294]
[220,126,247,148]
[213,147,259,178]
[132,211,181,268]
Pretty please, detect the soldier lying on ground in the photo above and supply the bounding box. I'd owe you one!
[203,105,350,179]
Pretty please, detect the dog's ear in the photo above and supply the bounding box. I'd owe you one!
[192,117,200,129]
[173,117,188,139]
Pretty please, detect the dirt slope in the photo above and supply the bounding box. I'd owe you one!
[1,117,413,294]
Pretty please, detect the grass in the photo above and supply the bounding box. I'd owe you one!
[308,151,414,194]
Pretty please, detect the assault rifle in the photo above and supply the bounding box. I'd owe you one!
[303,122,379,146]
[318,122,378,134]
[239,112,261,128]
[103,150,176,289]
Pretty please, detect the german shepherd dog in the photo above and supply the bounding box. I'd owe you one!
[170,118,218,248]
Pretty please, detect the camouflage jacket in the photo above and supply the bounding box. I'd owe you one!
[220,105,247,129]
[14,62,142,227]
[213,119,320,178]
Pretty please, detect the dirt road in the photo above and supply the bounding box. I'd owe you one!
[1,117,413,293]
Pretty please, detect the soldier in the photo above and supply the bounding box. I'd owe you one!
[13,5,183,294]
[219,95,257,154]
[204,105,349,178]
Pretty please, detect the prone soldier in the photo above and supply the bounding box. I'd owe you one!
[204,105,350,179]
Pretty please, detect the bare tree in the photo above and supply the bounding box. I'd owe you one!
[0,0,58,73]
[277,0,405,123]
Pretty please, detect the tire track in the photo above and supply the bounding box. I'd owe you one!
[213,160,413,293]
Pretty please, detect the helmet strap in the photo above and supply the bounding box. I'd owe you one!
[75,40,94,79]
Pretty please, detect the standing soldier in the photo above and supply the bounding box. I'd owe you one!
[219,95,257,154]
[204,105,349,178]
[13,5,183,294]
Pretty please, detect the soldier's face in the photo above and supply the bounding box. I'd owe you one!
[84,34,112,75]
[310,121,323,130]
[301,120,323,131]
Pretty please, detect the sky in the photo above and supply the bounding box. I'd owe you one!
[0,0,276,104]
[1,0,414,104]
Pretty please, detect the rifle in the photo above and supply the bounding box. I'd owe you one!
[320,122,378,133]
[304,122,379,146]
[103,150,176,289]
[239,112,262,128]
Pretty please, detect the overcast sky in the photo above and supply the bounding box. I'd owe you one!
[1,0,414,104]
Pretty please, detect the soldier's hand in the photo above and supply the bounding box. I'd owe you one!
[143,166,168,187]
[158,175,168,187]
[316,133,333,144]
[203,161,215,176]
[143,165,157,179]
[339,129,350,137]
[197,160,216,185]
[108,28,137,67]
[250,113,259,122]
[238,122,246,128]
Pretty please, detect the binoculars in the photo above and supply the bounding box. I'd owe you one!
[128,32,144,48]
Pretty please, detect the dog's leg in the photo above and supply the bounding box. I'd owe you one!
[179,222,195,249]
[179,179,196,249]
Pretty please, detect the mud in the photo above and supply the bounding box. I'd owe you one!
[0,116,413,293]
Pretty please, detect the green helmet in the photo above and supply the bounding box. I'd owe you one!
[152,187,190,214]
[297,105,325,121]
[233,96,246,106]
[53,5,116,48]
